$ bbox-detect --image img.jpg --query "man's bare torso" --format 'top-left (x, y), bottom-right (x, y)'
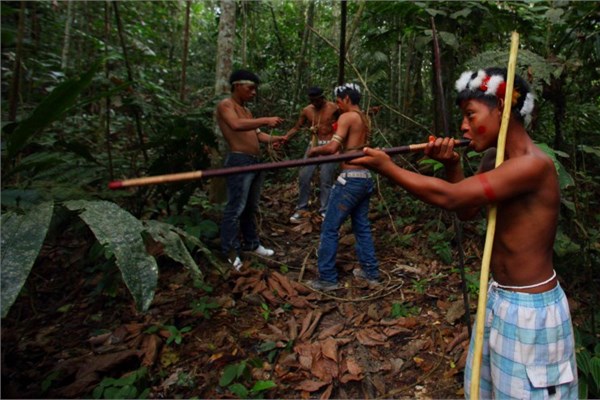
top-left (217, 98), bottom-right (261, 156)
top-left (303, 102), bottom-right (338, 140)
top-left (340, 110), bottom-right (370, 171)
top-left (488, 148), bottom-right (560, 292)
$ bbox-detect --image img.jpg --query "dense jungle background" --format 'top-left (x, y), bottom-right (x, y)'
top-left (1, 1), bottom-right (599, 398)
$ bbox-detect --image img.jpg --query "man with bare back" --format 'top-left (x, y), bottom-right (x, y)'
top-left (216, 69), bottom-right (286, 270)
top-left (304, 83), bottom-right (380, 292)
top-left (351, 68), bottom-right (577, 399)
top-left (281, 87), bottom-right (339, 222)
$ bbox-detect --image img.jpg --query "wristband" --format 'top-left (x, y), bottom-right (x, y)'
top-left (331, 134), bottom-right (344, 145)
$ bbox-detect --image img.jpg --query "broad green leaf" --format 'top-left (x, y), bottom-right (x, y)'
top-left (537, 142), bottom-right (574, 189)
top-left (545, 8), bottom-right (565, 24)
top-left (143, 220), bottom-right (203, 280)
top-left (1, 201), bottom-right (54, 318)
top-left (219, 364), bottom-right (239, 387)
top-left (438, 31), bottom-right (459, 50)
top-left (554, 231), bottom-right (580, 257)
top-left (6, 60), bottom-right (101, 158)
top-left (228, 383), bottom-right (248, 398)
top-left (579, 377), bottom-right (589, 400)
top-left (590, 357), bottom-right (600, 390)
top-left (64, 200), bottom-right (158, 312)
top-left (578, 145), bottom-right (600, 159)
top-left (0, 189), bottom-right (43, 208)
top-left (250, 380), bottom-right (276, 393)
top-left (577, 348), bottom-right (592, 375)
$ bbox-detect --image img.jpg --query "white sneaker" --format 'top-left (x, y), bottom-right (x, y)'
top-left (228, 256), bottom-right (242, 270)
top-left (289, 212), bottom-right (302, 224)
top-left (254, 245), bottom-right (274, 257)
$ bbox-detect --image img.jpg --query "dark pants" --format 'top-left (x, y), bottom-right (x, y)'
top-left (220, 152), bottom-right (264, 258)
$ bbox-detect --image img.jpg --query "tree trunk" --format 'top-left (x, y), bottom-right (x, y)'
top-left (338, 0), bottom-right (347, 85)
top-left (104, 1), bottom-right (114, 180)
top-left (241, 2), bottom-right (247, 66)
top-left (430, 17), bottom-right (449, 136)
top-left (113, 1), bottom-right (148, 164)
top-left (293, 0), bottom-right (315, 107)
top-left (180, 0), bottom-right (191, 101)
top-left (61, 0), bottom-right (73, 71)
top-left (8, 1), bottom-right (26, 122)
top-left (209, 0), bottom-right (236, 203)
top-left (344, 0), bottom-right (365, 56)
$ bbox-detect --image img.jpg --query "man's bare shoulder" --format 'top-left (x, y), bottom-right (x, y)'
top-left (302, 104), bottom-right (314, 114)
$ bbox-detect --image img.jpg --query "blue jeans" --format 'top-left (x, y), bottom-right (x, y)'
top-left (317, 172), bottom-right (379, 283)
top-left (296, 145), bottom-right (337, 214)
top-left (220, 152), bottom-right (264, 257)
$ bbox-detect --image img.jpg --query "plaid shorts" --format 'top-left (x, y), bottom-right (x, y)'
top-left (464, 281), bottom-right (578, 399)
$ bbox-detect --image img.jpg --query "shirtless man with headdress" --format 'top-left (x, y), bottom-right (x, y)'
top-left (304, 83), bottom-right (380, 291)
top-left (280, 87), bottom-right (339, 222)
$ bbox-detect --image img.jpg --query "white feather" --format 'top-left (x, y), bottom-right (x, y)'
top-left (455, 71), bottom-right (473, 92)
top-left (485, 75), bottom-right (504, 96)
top-left (520, 92), bottom-right (535, 117)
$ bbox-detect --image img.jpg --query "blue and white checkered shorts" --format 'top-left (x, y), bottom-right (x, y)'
top-left (464, 281), bottom-right (578, 399)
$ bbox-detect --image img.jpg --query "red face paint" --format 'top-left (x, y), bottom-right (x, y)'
top-left (477, 126), bottom-right (486, 135)
top-left (477, 173), bottom-right (496, 202)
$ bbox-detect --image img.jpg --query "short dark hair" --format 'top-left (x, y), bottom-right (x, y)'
top-left (229, 70), bottom-right (260, 91)
top-left (307, 87), bottom-right (324, 98)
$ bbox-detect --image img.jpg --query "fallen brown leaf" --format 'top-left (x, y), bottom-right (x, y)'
top-left (295, 380), bottom-right (329, 392)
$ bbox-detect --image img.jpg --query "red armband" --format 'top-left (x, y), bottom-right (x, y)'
top-left (477, 173), bottom-right (497, 202)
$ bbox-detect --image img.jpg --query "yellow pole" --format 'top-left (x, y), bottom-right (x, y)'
top-left (469, 31), bottom-right (520, 399)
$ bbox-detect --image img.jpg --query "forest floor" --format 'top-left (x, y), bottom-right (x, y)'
top-left (2, 180), bottom-right (499, 399)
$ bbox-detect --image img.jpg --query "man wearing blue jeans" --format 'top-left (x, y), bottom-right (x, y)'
top-left (216, 70), bottom-right (286, 269)
top-left (280, 87), bottom-right (339, 222)
top-left (305, 83), bottom-right (380, 291)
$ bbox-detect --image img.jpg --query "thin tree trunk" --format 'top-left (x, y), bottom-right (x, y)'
top-left (8, 1), bottom-right (26, 122)
top-left (344, 0), bottom-right (365, 56)
top-left (61, 0), bottom-right (73, 71)
top-left (104, 1), bottom-right (114, 180)
top-left (338, 0), bottom-right (347, 85)
top-left (113, 1), bottom-right (148, 164)
top-left (180, 0), bottom-right (191, 101)
top-left (210, 0), bottom-right (236, 203)
top-left (241, 2), bottom-right (247, 66)
top-left (293, 0), bottom-right (315, 107)
top-left (269, 4), bottom-right (288, 80)
top-left (430, 17), bottom-right (449, 136)
top-left (397, 30), bottom-right (403, 128)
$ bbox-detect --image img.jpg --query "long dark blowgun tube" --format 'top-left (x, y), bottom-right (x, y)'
top-left (108, 139), bottom-right (471, 189)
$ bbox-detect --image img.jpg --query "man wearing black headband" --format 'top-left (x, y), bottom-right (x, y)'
top-left (216, 69), bottom-right (286, 270)
top-left (280, 87), bottom-right (339, 222)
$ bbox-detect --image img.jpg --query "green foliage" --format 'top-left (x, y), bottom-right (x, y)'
top-left (164, 325), bottom-right (192, 345)
top-left (143, 220), bottom-right (204, 281)
top-left (191, 296), bottom-right (220, 319)
top-left (576, 325), bottom-right (600, 399)
top-left (219, 360), bottom-right (276, 399)
top-left (92, 367), bottom-right (150, 399)
top-left (1, 201), bottom-right (54, 317)
top-left (260, 303), bottom-right (271, 322)
top-left (0, 198), bottom-right (219, 318)
top-left (65, 200), bottom-right (158, 312)
top-left (4, 60), bottom-right (101, 159)
top-left (390, 302), bottom-right (420, 318)
top-left (427, 231), bottom-right (454, 264)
